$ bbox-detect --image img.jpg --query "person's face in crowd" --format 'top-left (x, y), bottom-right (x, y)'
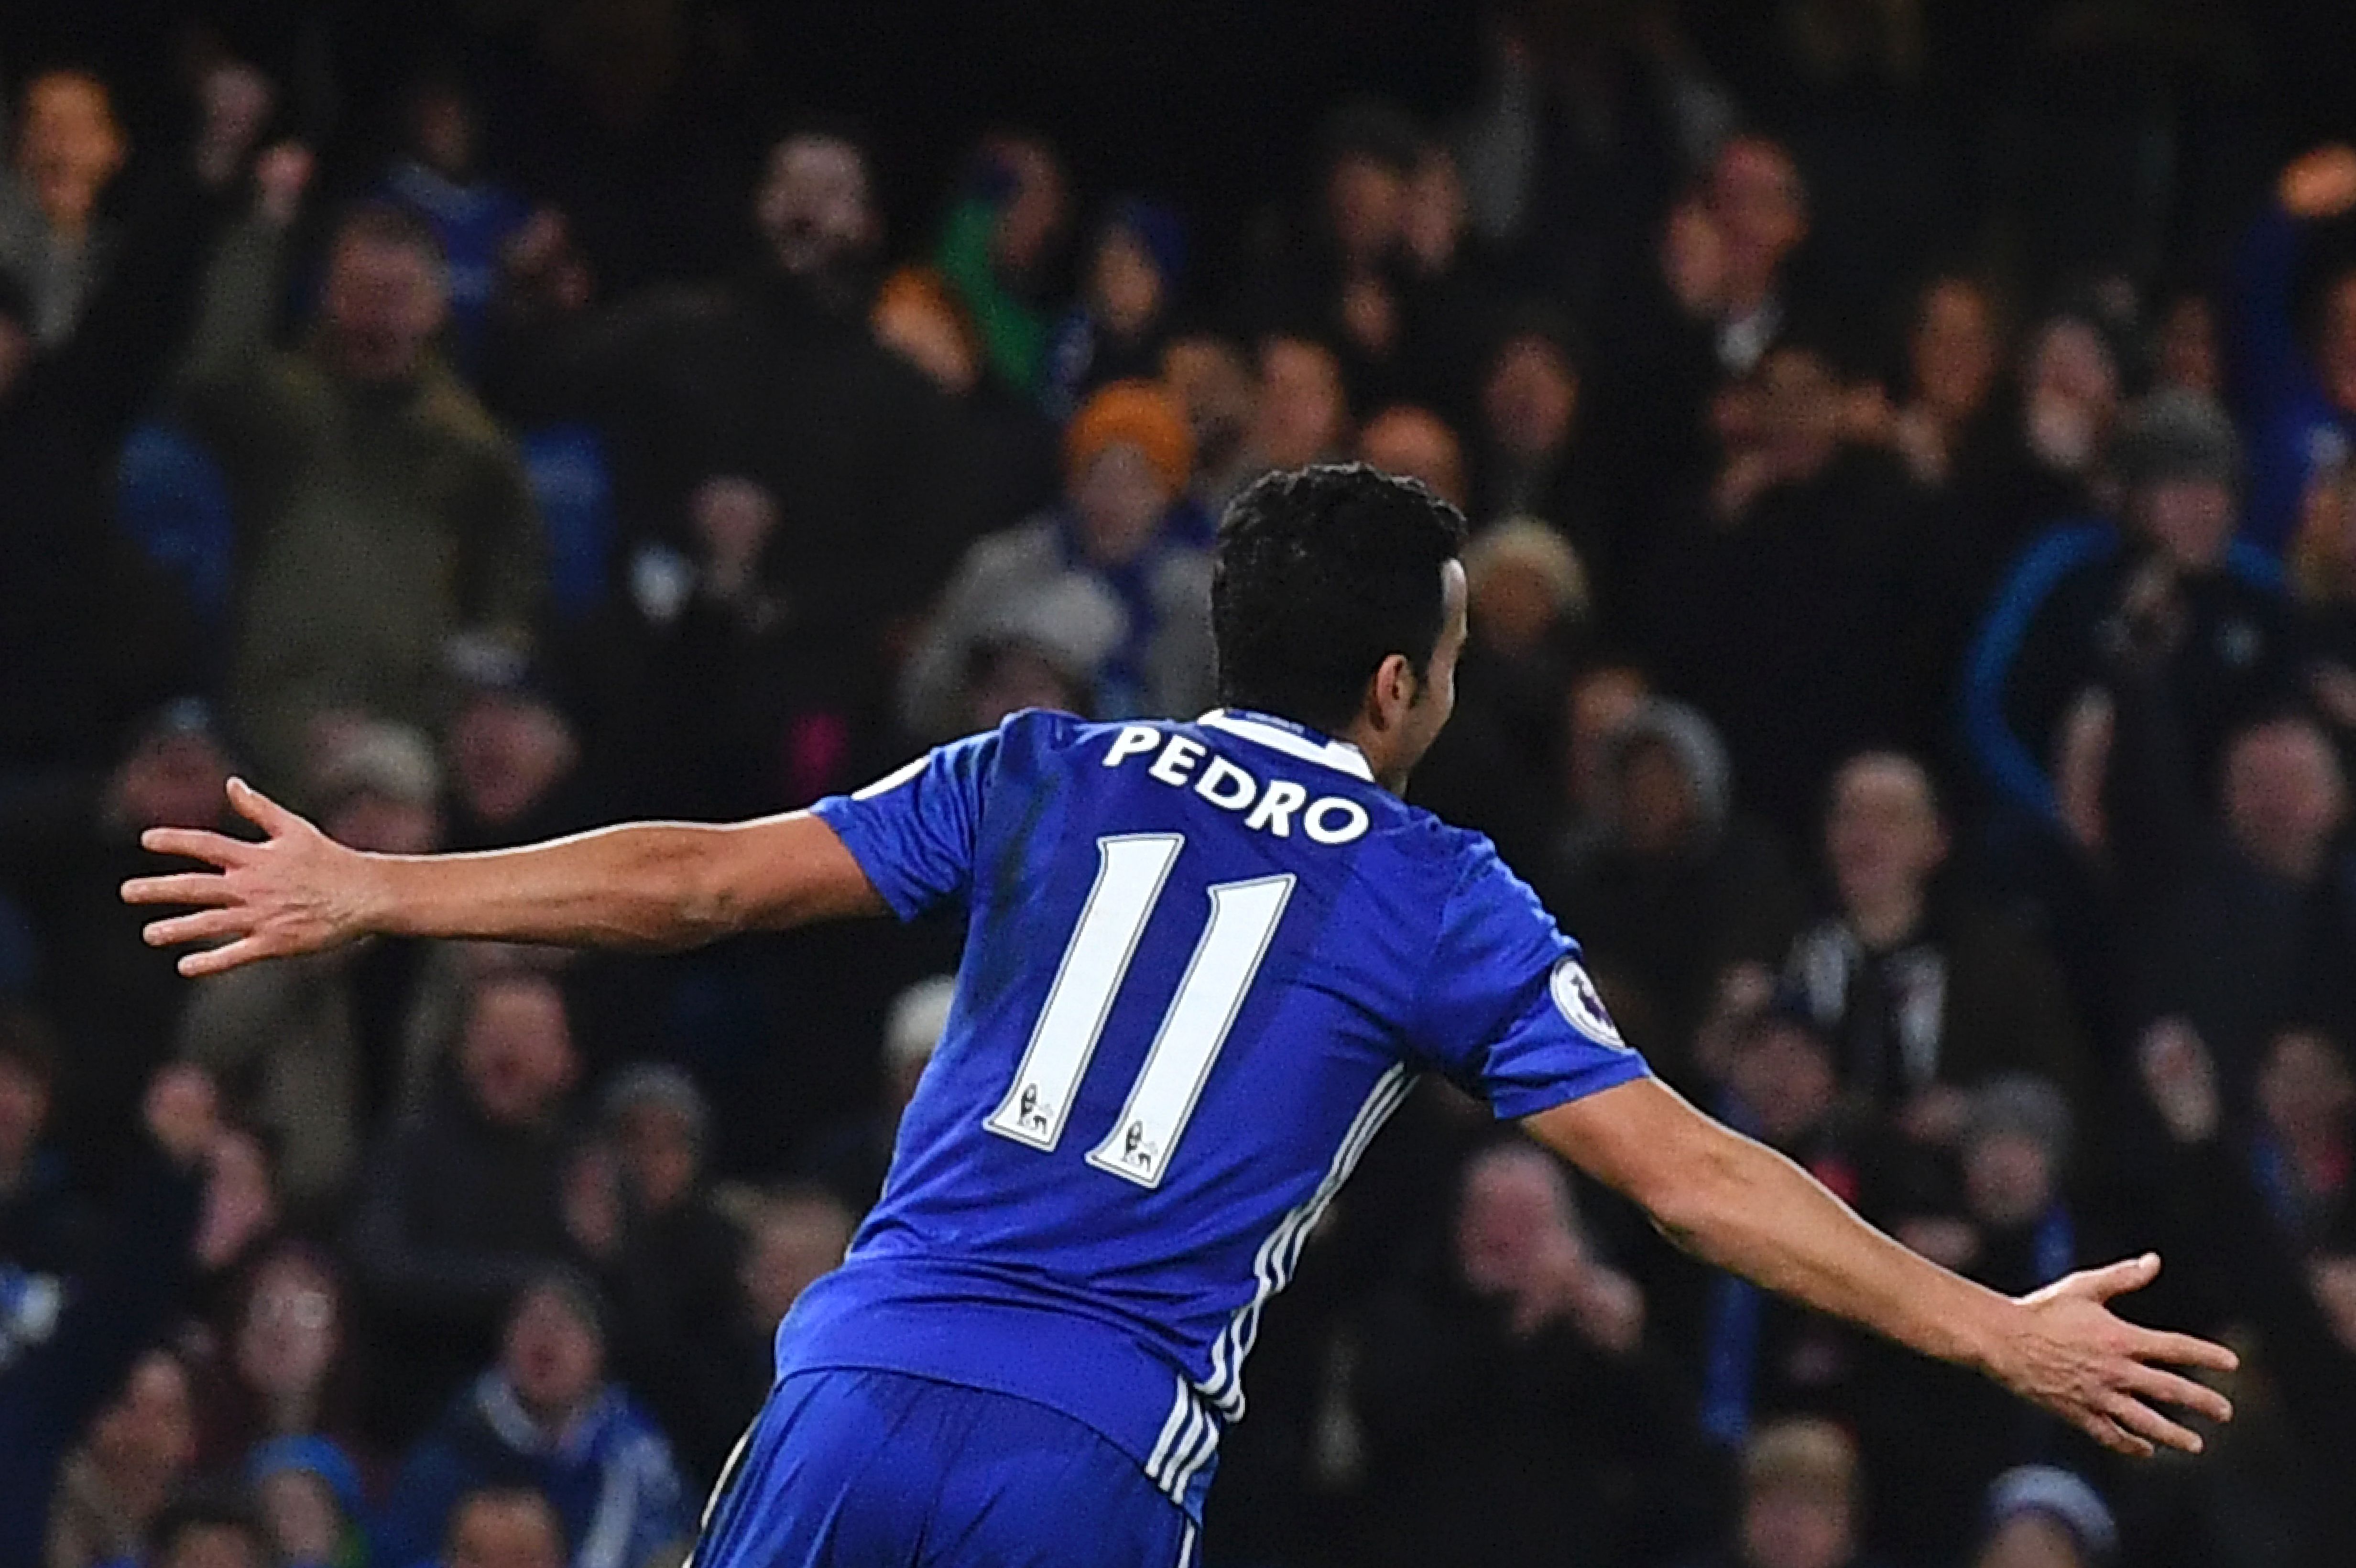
top-left (15, 72), bottom-right (125, 235)
top-left (258, 1470), bottom-right (344, 1568)
top-left (1964, 1129), bottom-right (2057, 1230)
top-left (1825, 755), bottom-right (1947, 921)
top-left (1911, 279), bottom-right (2002, 426)
top-left (236, 1250), bottom-right (341, 1405)
top-left (690, 476), bottom-right (780, 588)
top-left (2256, 1030), bottom-right (2354, 1149)
top-left (110, 728), bottom-right (231, 833)
top-left (458, 975), bottom-right (577, 1127)
top-left (756, 135), bottom-right (880, 282)
top-left (1325, 152), bottom-right (1407, 269)
top-left (196, 1127), bottom-right (279, 1272)
top-left (873, 282), bottom-right (979, 397)
top-left (447, 1494), bottom-right (566, 1568)
top-left (1482, 336), bottom-right (1579, 465)
top-left (2221, 719), bottom-right (2349, 881)
top-left (1729, 1023), bottom-right (1837, 1150)
top-left (504, 1285), bottom-right (604, 1422)
top-left (327, 788), bottom-right (441, 856)
top-left (1069, 442), bottom-right (1173, 566)
top-left (0, 1052), bottom-right (51, 1174)
top-left (409, 85), bottom-right (480, 178)
top-left (2022, 318), bottom-right (2119, 475)
top-left (1252, 337), bottom-right (1350, 468)
top-left (741, 1196), bottom-right (855, 1333)
top-left (161, 1524), bottom-right (267, 1568)
top-left (1974, 1515), bottom-right (2088, 1568)
top-left (2320, 273), bottom-right (2356, 419)
top-left (449, 692), bottom-right (578, 828)
top-left (966, 644), bottom-right (1088, 732)
top-left (2132, 477), bottom-right (2236, 571)
top-left (1563, 667), bottom-right (1649, 818)
top-left (91, 1350), bottom-right (196, 1485)
top-left (1161, 336), bottom-right (1257, 471)
top-left (2156, 294), bottom-right (2223, 398)
top-left (1402, 145), bottom-right (1468, 275)
top-left (1709, 137), bottom-right (1807, 298)
top-left (1455, 1146), bottom-right (1579, 1297)
top-left (1091, 227), bottom-right (1164, 341)
top-left (1662, 196), bottom-right (1729, 317)
top-left (1741, 1482), bottom-right (1854, 1568)
top-left (1756, 347), bottom-right (1846, 481)
top-left (1357, 406), bottom-right (1467, 508)
top-left (2310, 1255), bottom-right (2356, 1354)
top-left (986, 137), bottom-right (1069, 282)
top-left (323, 233), bottom-right (448, 384)
top-left (1469, 555), bottom-right (1564, 662)
top-left (1616, 738), bottom-right (1701, 857)
top-left (614, 1100), bottom-right (699, 1215)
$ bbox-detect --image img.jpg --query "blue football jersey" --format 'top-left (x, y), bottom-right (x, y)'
top-left (785, 708), bottom-right (1648, 1518)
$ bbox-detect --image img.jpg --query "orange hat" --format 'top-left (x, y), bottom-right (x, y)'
top-left (1064, 380), bottom-right (1194, 494)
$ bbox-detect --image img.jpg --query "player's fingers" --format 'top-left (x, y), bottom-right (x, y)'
top-left (120, 872), bottom-right (235, 908)
top-left (143, 909), bottom-right (253, 949)
top-left (2069, 1252), bottom-right (2161, 1303)
top-left (227, 777), bottom-right (302, 837)
top-left (140, 827), bottom-right (253, 868)
top-left (2101, 1390), bottom-right (2203, 1455)
top-left (2129, 1325), bottom-right (2240, 1375)
top-left (176, 936), bottom-right (272, 979)
top-left (2073, 1405), bottom-right (2153, 1459)
top-left (2118, 1361), bottom-right (2233, 1425)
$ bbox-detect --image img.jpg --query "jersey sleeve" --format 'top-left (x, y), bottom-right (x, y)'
top-left (810, 726), bottom-right (1002, 919)
top-left (1409, 841), bottom-right (1651, 1119)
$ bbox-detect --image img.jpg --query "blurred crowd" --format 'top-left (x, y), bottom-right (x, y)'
top-left (1, 2), bottom-right (2354, 1568)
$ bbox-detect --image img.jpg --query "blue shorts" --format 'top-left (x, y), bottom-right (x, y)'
top-left (691, 1369), bottom-right (1199, 1568)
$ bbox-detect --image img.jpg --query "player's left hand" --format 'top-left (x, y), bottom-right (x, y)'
top-left (122, 778), bottom-right (377, 977)
top-left (1985, 1253), bottom-right (2237, 1459)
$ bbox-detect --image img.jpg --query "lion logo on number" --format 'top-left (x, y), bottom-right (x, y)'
top-left (1550, 958), bottom-right (1627, 1049)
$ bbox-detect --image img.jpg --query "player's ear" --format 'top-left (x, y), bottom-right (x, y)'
top-left (1367, 651), bottom-right (1418, 732)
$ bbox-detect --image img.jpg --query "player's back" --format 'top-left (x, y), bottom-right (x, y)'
top-left (790, 708), bottom-right (1644, 1516)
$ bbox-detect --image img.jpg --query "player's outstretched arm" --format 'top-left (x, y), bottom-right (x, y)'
top-left (1524, 1076), bottom-right (2237, 1459)
top-left (123, 778), bottom-right (886, 977)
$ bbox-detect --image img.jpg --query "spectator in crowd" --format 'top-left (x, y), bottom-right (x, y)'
top-left (0, 69), bottom-right (129, 347)
top-left (900, 379), bottom-right (1212, 740)
top-left (2249, 1025), bottom-right (2354, 1250)
top-left (177, 190), bottom-right (545, 790)
top-left (192, 1122), bottom-right (284, 1323)
top-left (935, 133), bottom-right (1070, 398)
top-left (193, 1241), bottom-right (368, 1475)
top-left (1045, 198), bottom-right (1188, 422)
top-left (346, 968), bottom-right (582, 1442)
top-left (1644, 338), bottom-right (1945, 841)
top-left (1541, 698), bottom-right (1801, 1088)
top-left (441, 1487), bottom-right (567, 1568)
top-left (1783, 752), bottom-right (2090, 1128)
top-left (871, 267), bottom-right (1059, 543)
top-left (0, 704), bottom-right (233, 1180)
top-left (378, 67), bottom-right (533, 377)
top-left (1355, 404), bottom-right (1468, 510)
top-left (806, 974), bottom-right (954, 1218)
top-left (1243, 332), bottom-right (1354, 476)
top-left (376, 1269), bottom-right (690, 1568)
top-left (716, 1185), bottom-right (856, 1448)
top-left (1966, 388), bottom-right (2299, 837)
top-left (1469, 305), bottom-right (1612, 599)
top-left (1698, 135), bottom-right (1814, 381)
top-left (1883, 275), bottom-right (2009, 492)
top-left (1556, 660), bottom-right (1653, 848)
top-left (247, 1436), bottom-right (368, 1568)
top-left (46, 1345), bottom-right (199, 1568)
top-left (2230, 143), bottom-right (2356, 555)
top-left (442, 653), bottom-right (600, 850)
top-left (2151, 286), bottom-right (2225, 402)
top-left (564, 1066), bottom-right (744, 1487)
top-left (1682, 1417), bottom-right (1889, 1568)
top-left (1353, 1140), bottom-right (1700, 1568)
top-left (0, 1067), bottom-right (217, 1568)
top-left (1971, 1467), bottom-right (2118, 1568)
top-left (1160, 330), bottom-right (1261, 516)
top-left (179, 721), bottom-right (469, 1213)
top-left (1392, 140), bottom-right (1510, 429)
top-left (142, 1489), bottom-right (273, 1568)
top-left (0, 1011), bottom-right (87, 1276)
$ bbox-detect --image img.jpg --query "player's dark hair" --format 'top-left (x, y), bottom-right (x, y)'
top-left (1212, 463), bottom-right (1467, 736)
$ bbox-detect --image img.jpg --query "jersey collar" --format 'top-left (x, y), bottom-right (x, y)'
top-left (1196, 709), bottom-right (1375, 783)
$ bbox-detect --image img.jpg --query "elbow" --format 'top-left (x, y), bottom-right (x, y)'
top-left (1634, 1127), bottom-right (1756, 1257)
top-left (667, 828), bottom-right (759, 947)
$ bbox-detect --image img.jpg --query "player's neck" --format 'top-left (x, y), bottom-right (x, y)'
top-left (1338, 718), bottom-right (1413, 798)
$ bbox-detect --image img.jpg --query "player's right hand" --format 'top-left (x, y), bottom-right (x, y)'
top-left (122, 778), bottom-right (374, 978)
top-left (1986, 1253), bottom-right (2237, 1459)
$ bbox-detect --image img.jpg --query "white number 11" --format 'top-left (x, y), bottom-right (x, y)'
top-left (984, 835), bottom-right (1294, 1188)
